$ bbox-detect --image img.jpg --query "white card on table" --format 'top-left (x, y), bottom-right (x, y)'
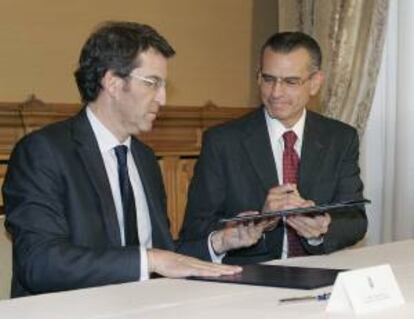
top-left (326, 264), bottom-right (404, 315)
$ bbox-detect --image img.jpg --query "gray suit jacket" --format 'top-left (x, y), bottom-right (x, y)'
top-left (180, 107), bottom-right (367, 264)
top-left (3, 110), bottom-right (208, 297)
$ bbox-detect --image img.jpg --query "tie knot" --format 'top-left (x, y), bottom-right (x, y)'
top-left (283, 131), bottom-right (297, 149)
top-left (114, 145), bottom-right (128, 167)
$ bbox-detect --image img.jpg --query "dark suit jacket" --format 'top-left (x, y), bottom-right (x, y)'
top-left (180, 107), bottom-right (367, 264)
top-left (3, 110), bottom-right (209, 298)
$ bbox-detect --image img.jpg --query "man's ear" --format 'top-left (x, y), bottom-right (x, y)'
top-left (310, 70), bottom-right (325, 96)
top-left (101, 70), bottom-right (123, 99)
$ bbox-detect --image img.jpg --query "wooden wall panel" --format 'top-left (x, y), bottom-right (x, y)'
top-left (0, 96), bottom-right (252, 237)
top-left (174, 158), bottom-right (197, 238)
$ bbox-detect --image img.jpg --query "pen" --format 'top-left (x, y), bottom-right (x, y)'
top-left (278, 292), bottom-right (331, 305)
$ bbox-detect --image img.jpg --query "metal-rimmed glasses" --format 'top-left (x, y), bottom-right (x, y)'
top-left (128, 74), bottom-right (166, 90)
top-left (259, 71), bottom-right (316, 89)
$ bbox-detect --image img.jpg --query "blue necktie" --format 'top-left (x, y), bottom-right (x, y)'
top-left (114, 145), bottom-right (139, 246)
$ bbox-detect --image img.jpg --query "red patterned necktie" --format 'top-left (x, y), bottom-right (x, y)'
top-left (282, 131), bottom-right (306, 257)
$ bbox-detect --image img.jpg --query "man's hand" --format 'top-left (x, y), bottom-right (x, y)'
top-left (261, 184), bottom-right (314, 232)
top-left (147, 249), bottom-right (242, 278)
top-left (210, 211), bottom-right (275, 255)
top-left (286, 213), bottom-right (331, 239)
top-left (208, 184), bottom-right (328, 254)
top-left (262, 184), bottom-right (314, 212)
top-left (262, 183), bottom-right (331, 239)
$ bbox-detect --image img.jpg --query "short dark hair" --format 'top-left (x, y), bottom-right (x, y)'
top-left (74, 21), bottom-right (175, 103)
top-left (260, 32), bottom-right (322, 71)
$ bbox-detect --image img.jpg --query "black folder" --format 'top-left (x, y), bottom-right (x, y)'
top-left (219, 199), bottom-right (371, 223)
top-left (189, 264), bottom-right (344, 290)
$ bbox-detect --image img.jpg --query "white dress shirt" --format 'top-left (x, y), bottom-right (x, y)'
top-left (87, 107), bottom-right (152, 280)
top-left (264, 108), bottom-right (323, 258)
top-left (264, 108), bottom-right (307, 259)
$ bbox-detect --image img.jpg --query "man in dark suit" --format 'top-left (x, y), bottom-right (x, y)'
top-left (180, 32), bottom-right (368, 264)
top-left (2, 21), bottom-right (247, 298)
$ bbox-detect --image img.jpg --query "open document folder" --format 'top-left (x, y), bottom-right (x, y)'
top-left (219, 199), bottom-right (371, 223)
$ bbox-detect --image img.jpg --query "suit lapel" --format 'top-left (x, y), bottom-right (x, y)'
top-left (130, 140), bottom-right (172, 248)
top-left (72, 110), bottom-right (122, 246)
top-left (299, 112), bottom-right (326, 197)
top-left (242, 108), bottom-right (279, 192)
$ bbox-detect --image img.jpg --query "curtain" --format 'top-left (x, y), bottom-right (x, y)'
top-left (278, 0), bottom-right (393, 246)
top-left (278, 0), bottom-right (389, 135)
top-left (362, 0), bottom-right (414, 245)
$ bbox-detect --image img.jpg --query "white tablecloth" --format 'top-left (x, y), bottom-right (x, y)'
top-left (1, 240), bottom-right (413, 319)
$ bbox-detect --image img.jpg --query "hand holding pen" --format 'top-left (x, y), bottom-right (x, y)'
top-left (262, 183), bottom-right (314, 231)
top-left (263, 184), bottom-right (314, 213)
top-left (262, 184), bottom-right (331, 239)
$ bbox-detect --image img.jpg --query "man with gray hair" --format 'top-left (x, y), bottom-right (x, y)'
top-left (181, 31), bottom-right (367, 264)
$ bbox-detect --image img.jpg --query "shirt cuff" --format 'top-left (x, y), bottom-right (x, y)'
top-left (208, 232), bottom-right (226, 263)
top-left (139, 246), bottom-right (150, 281)
top-left (307, 236), bottom-right (324, 246)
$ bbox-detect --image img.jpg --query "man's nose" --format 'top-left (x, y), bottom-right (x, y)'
top-left (154, 86), bottom-right (166, 106)
top-left (270, 79), bottom-right (285, 97)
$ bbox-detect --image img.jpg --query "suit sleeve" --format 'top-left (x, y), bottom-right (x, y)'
top-left (304, 128), bottom-right (368, 254)
top-left (3, 135), bottom-right (140, 295)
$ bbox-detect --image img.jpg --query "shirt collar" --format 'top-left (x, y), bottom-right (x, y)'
top-left (264, 107), bottom-right (307, 143)
top-left (86, 106), bottom-right (131, 153)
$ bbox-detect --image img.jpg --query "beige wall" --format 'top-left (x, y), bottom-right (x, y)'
top-left (250, 0), bottom-right (278, 106)
top-left (0, 0), bottom-right (277, 107)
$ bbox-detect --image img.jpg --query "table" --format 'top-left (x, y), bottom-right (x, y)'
top-left (0, 240), bottom-right (413, 318)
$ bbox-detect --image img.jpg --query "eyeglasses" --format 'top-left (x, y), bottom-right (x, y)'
top-left (128, 74), bottom-right (166, 90)
top-left (259, 72), bottom-right (316, 89)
